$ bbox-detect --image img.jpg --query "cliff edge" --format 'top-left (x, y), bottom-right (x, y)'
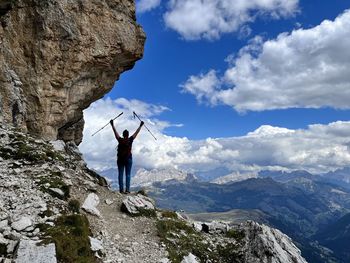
top-left (0, 0), bottom-right (145, 144)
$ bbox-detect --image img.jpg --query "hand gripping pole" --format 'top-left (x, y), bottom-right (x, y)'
top-left (91, 112), bottom-right (123, 137)
top-left (133, 111), bottom-right (157, 141)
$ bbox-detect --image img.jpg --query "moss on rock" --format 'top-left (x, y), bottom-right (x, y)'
top-left (160, 210), bottom-right (178, 219)
top-left (41, 214), bottom-right (96, 263)
top-left (157, 218), bottom-right (244, 263)
top-left (68, 199), bottom-right (81, 213)
top-left (38, 172), bottom-right (70, 200)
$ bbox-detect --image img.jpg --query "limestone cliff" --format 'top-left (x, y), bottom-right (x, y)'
top-left (0, 0), bottom-right (145, 144)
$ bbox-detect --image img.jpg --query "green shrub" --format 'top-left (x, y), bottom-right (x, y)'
top-left (0, 243), bottom-right (7, 256)
top-left (137, 188), bottom-right (148, 196)
top-left (38, 173), bottom-right (70, 200)
top-left (226, 229), bottom-right (245, 241)
top-left (41, 214), bottom-right (95, 263)
top-left (39, 209), bottom-right (54, 218)
top-left (161, 210), bottom-right (178, 219)
top-left (68, 199), bottom-right (81, 213)
top-left (157, 219), bottom-right (244, 263)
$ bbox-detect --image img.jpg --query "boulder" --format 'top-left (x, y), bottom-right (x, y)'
top-left (181, 253), bottom-right (199, 263)
top-left (49, 188), bottom-right (65, 198)
top-left (201, 221), bottom-right (229, 234)
top-left (11, 217), bottom-right (32, 232)
top-left (15, 240), bottom-right (56, 263)
top-left (89, 237), bottom-right (103, 252)
top-left (121, 194), bottom-right (155, 216)
top-left (82, 193), bottom-right (101, 217)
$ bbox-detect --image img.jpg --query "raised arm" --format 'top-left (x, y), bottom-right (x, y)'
top-left (110, 120), bottom-right (121, 140)
top-left (132, 121), bottom-right (144, 139)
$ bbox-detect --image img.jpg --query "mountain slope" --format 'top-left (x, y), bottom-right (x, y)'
top-left (314, 213), bottom-right (350, 261)
top-left (146, 175), bottom-right (350, 263)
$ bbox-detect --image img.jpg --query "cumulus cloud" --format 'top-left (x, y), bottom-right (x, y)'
top-left (164, 0), bottom-right (299, 40)
top-left (80, 98), bottom-right (350, 175)
top-left (182, 10), bottom-right (350, 111)
top-left (137, 0), bottom-right (162, 13)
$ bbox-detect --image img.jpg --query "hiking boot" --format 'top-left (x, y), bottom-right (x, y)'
top-left (125, 191), bottom-right (130, 194)
top-left (119, 190), bottom-right (125, 194)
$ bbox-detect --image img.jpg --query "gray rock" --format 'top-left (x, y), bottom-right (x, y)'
top-left (0, 235), bottom-right (9, 245)
top-left (84, 181), bottom-right (97, 192)
top-left (89, 237), bottom-right (103, 251)
top-left (192, 222), bottom-right (202, 232)
top-left (7, 231), bottom-right (22, 241)
top-left (0, 220), bottom-right (9, 231)
top-left (49, 188), bottom-right (65, 198)
top-left (201, 221), bottom-right (228, 234)
top-left (121, 194), bottom-right (155, 216)
top-left (105, 199), bottom-right (114, 205)
top-left (15, 240), bottom-right (57, 263)
top-left (11, 217), bottom-right (32, 232)
top-left (82, 193), bottom-right (101, 217)
top-left (49, 140), bottom-right (66, 152)
top-left (181, 253), bottom-right (199, 263)
top-left (241, 221), bottom-right (307, 263)
top-left (7, 240), bottom-right (18, 254)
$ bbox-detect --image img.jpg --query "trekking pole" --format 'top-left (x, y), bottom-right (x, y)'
top-left (133, 111), bottom-right (157, 141)
top-left (91, 112), bottom-right (123, 136)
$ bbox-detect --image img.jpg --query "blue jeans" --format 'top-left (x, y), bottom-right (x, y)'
top-left (117, 157), bottom-right (132, 192)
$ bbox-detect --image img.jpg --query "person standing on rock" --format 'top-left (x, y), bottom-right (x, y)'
top-left (110, 119), bottom-right (144, 194)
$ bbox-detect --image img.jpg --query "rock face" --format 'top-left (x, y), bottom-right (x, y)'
top-left (15, 240), bottom-right (57, 263)
top-left (0, 0), bottom-right (145, 144)
top-left (242, 221), bottom-right (307, 263)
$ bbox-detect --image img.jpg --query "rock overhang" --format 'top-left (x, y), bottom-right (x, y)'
top-left (0, 0), bottom-right (145, 144)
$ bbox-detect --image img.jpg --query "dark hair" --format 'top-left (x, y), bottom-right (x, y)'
top-left (123, 130), bottom-right (129, 138)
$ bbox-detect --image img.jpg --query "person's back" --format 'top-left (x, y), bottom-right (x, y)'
top-left (117, 137), bottom-right (134, 164)
top-left (110, 120), bottom-right (144, 193)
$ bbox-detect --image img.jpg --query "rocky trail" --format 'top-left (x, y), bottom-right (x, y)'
top-left (82, 188), bottom-right (168, 263)
top-left (0, 124), bottom-right (169, 263)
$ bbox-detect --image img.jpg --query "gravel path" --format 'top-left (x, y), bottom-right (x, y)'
top-left (81, 187), bottom-right (168, 263)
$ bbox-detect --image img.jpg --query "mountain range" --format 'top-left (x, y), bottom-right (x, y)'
top-left (130, 167), bottom-right (350, 263)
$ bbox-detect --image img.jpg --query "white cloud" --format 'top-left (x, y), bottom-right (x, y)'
top-left (164, 0), bottom-right (299, 40)
top-left (80, 98), bottom-right (350, 175)
top-left (137, 0), bottom-right (162, 13)
top-left (182, 10), bottom-right (350, 111)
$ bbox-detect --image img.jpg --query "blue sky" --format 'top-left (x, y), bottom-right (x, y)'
top-left (109, 0), bottom-right (350, 139)
top-left (80, 0), bottom-right (350, 175)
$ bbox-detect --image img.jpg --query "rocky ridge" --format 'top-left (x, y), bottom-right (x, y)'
top-left (0, 0), bottom-right (145, 144)
top-left (0, 125), bottom-right (308, 262)
top-left (0, 124), bottom-right (166, 262)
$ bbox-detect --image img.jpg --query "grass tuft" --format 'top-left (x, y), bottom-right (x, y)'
top-left (40, 214), bottom-right (95, 263)
top-left (0, 243), bottom-right (7, 256)
top-left (68, 199), bottom-right (81, 213)
top-left (37, 172), bottom-right (70, 200)
top-left (157, 219), bottom-right (244, 263)
top-left (226, 229), bottom-right (245, 241)
top-left (161, 210), bottom-right (178, 219)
